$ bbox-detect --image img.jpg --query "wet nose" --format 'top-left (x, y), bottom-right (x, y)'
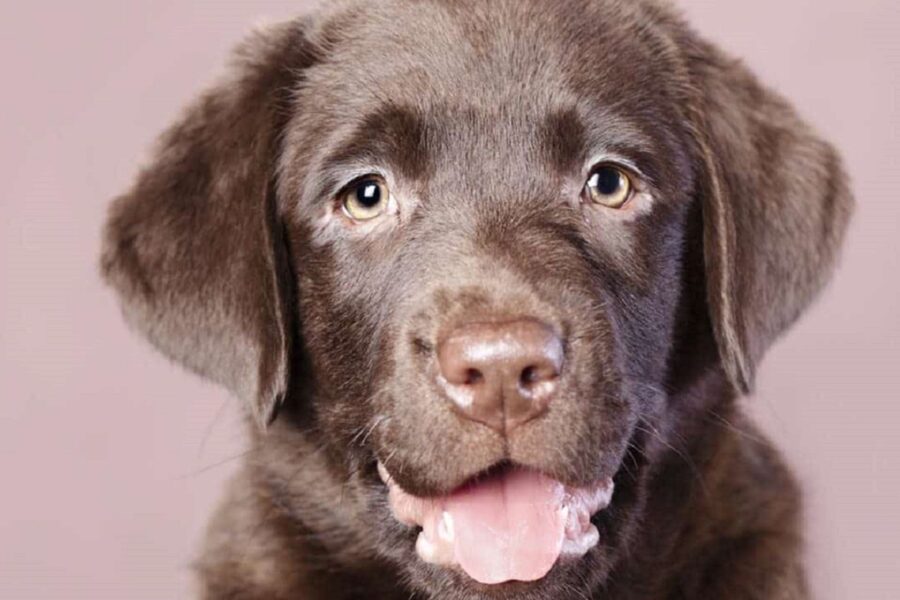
top-left (436, 319), bottom-right (564, 434)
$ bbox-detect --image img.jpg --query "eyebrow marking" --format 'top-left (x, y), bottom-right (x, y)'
top-left (541, 107), bottom-right (587, 174)
top-left (541, 105), bottom-right (663, 187)
top-left (322, 104), bottom-right (431, 184)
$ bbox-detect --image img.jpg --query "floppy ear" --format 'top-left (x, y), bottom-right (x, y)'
top-left (100, 20), bottom-right (317, 428)
top-left (684, 37), bottom-right (854, 393)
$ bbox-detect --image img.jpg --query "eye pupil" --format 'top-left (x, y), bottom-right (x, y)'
top-left (593, 168), bottom-right (622, 195)
top-left (356, 182), bottom-right (382, 208)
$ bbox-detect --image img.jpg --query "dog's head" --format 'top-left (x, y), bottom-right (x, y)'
top-left (101, 0), bottom-right (852, 597)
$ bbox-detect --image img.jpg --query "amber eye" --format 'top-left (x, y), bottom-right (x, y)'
top-left (584, 165), bottom-right (633, 208)
top-left (341, 176), bottom-right (390, 221)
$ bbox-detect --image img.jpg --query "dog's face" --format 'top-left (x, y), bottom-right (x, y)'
top-left (101, 0), bottom-right (852, 598)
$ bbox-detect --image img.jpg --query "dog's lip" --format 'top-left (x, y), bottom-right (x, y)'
top-left (377, 461), bottom-right (615, 585)
top-left (377, 459), bottom-right (603, 497)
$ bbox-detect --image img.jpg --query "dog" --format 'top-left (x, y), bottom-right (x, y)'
top-left (100, 0), bottom-right (853, 598)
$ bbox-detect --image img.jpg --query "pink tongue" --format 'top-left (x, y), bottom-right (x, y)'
top-left (445, 469), bottom-right (566, 585)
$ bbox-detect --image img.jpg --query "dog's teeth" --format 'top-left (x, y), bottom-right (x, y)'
top-left (561, 523), bottom-right (600, 557)
top-left (438, 511), bottom-right (454, 542)
top-left (416, 531), bottom-right (437, 563)
top-left (417, 528), bottom-right (455, 565)
top-left (578, 508), bottom-right (591, 530)
top-left (566, 506), bottom-right (588, 537)
top-left (594, 479), bottom-right (615, 512)
top-left (377, 462), bottom-right (391, 484)
top-left (561, 505), bottom-right (579, 538)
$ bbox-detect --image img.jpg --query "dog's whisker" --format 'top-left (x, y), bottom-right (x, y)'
top-left (634, 421), bottom-right (710, 498)
top-left (704, 409), bottom-right (768, 446)
top-left (196, 397), bottom-right (232, 460)
top-left (182, 447), bottom-right (259, 479)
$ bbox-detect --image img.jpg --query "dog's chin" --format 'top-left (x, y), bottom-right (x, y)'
top-left (377, 461), bottom-right (616, 590)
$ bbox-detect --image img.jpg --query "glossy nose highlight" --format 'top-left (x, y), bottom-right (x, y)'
top-left (436, 319), bottom-right (564, 434)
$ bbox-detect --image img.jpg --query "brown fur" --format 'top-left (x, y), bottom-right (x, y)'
top-left (100, 1), bottom-right (853, 598)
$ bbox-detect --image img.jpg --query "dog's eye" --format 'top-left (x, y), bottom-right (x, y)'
top-left (584, 165), bottom-right (633, 209)
top-left (341, 176), bottom-right (390, 221)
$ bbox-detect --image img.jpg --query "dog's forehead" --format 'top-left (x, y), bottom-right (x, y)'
top-left (311, 2), bottom-right (560, 105)
top-left (308, 0), bottom-right (675, 109)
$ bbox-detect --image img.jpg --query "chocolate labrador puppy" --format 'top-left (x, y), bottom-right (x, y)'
top-left (100, 0), bottom-right (853, 598)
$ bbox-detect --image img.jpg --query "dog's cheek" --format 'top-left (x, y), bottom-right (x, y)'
top-left (600, 204), bottom-right (690, 378)
top-left (555, 204), bottom-right (691, 489)
top-left (285, 235), bottom-right (385, 462)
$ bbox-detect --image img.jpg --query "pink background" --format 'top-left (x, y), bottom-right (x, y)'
top-left (1, 1), bottom-right (897, 598)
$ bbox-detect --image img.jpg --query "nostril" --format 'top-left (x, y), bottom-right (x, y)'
top-left (464, 368), bottom-right (484, 386)
top-left (520, 365), bottom-right (539, 387)
top-left (518, 364), bottom-right (559, 391)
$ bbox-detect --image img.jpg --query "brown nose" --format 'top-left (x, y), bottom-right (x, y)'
top-left (436, 319), bottom-right (564, 434)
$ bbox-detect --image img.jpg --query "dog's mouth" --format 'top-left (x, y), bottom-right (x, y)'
top-left (378, 461), bottom-right (615, 585)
